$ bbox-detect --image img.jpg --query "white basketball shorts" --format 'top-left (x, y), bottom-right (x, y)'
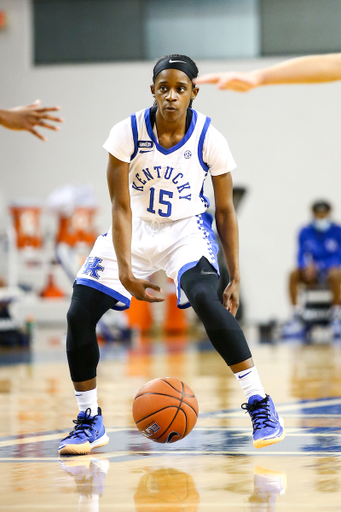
top-left (76, 212), bottom-right (219, 310)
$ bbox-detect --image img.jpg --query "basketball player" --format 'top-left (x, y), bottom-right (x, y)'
top-left (195, 53), bottom-right (341, 91)
top-left (59, 55), bottom-right (285, 455)
top-left (0, 99), bottom-right (63, 140)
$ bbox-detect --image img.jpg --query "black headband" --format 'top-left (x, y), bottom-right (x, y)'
top-left (153, 57), bottom-right (198, 82)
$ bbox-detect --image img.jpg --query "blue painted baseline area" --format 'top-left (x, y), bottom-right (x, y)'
top-left (0, 397), bottom-right (340, 461)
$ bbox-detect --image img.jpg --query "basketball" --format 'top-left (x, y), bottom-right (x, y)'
top-left (132, 377), bottom-right (199, 444)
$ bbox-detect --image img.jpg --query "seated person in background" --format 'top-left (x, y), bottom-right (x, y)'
top-left (288, 200), bottom-right (341, 335)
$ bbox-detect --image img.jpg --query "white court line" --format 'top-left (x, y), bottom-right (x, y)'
top-left (0, 427), bottom-right (128, 448)
top-left (1, 450), bottom-right (341, 461)
top-left (277, 398), bottom-right (341, 411)
top-left (1, 505), bottom-right (340, 510)
top-left (204, 398), bottom-right (341, 418)
top-left (230, 431), bottom-right (341, 437)
top-left (213, 413), bottom-right (341, 418)
top-left (0, 426), bottom-right (339, 448)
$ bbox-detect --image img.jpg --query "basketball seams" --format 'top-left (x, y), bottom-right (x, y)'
top-left (136, 405), bottom-right (181, 424)
top-left (154, 380), bottom-right (185, 441)
top-left (181, 407), bottom-right (188, 437)
top-left (133, 377), bottom-right (198, 442)
top-left (181, 400), bottom-right (198, 418)
top-left (135, 391), bottom-right (181, 400)
top-left (159, 378), bottom-right (195, 397)
top-left (134, 392), bottom-right (198, 417)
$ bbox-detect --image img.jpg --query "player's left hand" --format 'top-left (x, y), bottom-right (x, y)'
top-left (222, 279), bottom-right (240, 316)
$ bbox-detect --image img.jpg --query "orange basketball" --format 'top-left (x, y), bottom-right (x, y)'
top-left (132, 377), bottom-right (199, 444)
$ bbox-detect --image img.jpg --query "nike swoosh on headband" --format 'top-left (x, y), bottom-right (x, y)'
top-left (169, 59), bottom-right (186, 63)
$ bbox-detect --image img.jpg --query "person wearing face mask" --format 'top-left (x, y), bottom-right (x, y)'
top-left (287, 200), bottom-right (341, 337)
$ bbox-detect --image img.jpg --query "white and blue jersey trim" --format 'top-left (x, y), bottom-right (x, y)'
top-left (130, 114), bottom-right (138, 161)
top-left (198, 117), bottom-right (211, 209)
top-left (177, 261), bottom-right (200, 309)
top-left (196, 212), bottom-right (220, 270)
top-left (176, 211), bottom-right (220, 309)
top-left (144, 108), bottom-right (198, 155)
top-left (198, 116), bottom-right (211, 172)
top-left (76, 278), bottom-right (131, 311)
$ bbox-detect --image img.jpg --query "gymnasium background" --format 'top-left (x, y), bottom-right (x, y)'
top-left (1, 0), bottom-right (341, 323)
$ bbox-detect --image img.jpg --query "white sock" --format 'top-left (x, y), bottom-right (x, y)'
top-left (332, 305), bottom-right (341, 320)
top-left (234, 366), bottom-right (266, 401)
top-left (292, 304), bottom-right (302, 317)
top-left (78, 493), bottom-right (99, 512)
top-left (75, 388), bottom-right (98, 417)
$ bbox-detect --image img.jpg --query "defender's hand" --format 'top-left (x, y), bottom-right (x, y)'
top-left (1, 100), bottom-right (64, 140)
top-left (121, 276), bottom-right (164, 303)
top-left (222, 280), bottom-right (240, 317)
top-left (195, 71), bottom-right (260, 92)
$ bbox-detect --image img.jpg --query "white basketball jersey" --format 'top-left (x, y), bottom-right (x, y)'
top-left (128, 108), bottom-right (211, 222)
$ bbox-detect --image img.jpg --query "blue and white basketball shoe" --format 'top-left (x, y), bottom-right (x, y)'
top-left (242, 395), bottom-right (285, 449)
top-left (59, 407), bottom-right (109, 455)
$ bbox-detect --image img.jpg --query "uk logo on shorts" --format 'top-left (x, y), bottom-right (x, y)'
top-left (184, 150), bottom-right (192, 159)
top-left (82, 257), bottom-right (104, 280)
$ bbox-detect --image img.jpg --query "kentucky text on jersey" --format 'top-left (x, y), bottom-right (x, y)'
top-left (103, 107), bottom-right (236, 222)
top-left (132, 165), bottom-right (192, 201)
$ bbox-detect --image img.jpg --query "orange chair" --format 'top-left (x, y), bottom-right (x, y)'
top-left (9, 206), bottom-right (42, 249)
top-left (56, 207), bottom-right (97, 247)
top-left (126, 297), bottom-right (153, 334)
top-left (40, 273), bottom-right (65, 298)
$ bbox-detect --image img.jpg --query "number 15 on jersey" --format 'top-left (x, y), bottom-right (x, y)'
top-left (147, 187), bottom-right (173, 218)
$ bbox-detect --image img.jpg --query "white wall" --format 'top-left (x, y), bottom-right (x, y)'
top-left (2, 0), bottom-right (341, 321)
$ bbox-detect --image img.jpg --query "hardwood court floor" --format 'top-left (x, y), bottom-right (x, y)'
top-left (0, 328), bottom-right (340, 510)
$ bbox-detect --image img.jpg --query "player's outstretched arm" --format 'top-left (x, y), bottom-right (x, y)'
top-left (212, 172), bottom-right (240, 316)
top-left (195, 53), bottom-right (341, 91)
top-left (195, 70), bottom-right (261, 92)
top-left (106, 154), bottom-right (164, 303)
top-left (0, 100), bottom-right (63, 140)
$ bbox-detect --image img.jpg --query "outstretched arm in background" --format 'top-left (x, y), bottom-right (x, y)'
top-left (0, 99), bottom-right (63, 140)
top-left (195, 53), bottom-right (341, 91)
top-left (106, 153), bottom-right (164, 303)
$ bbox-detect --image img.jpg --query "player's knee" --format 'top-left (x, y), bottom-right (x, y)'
top-left (189, 284), bottom-right (209, 307)
top-left (186, 282), bottom-right (216, 314)
top-left (67, 299), bottom-right (92, 330)
top-left (66, 301), bottom-right (78, 330)
top-left (290, 268), bottom-right (302, 283)
top-left (66, 298), bottom-right (97, 352)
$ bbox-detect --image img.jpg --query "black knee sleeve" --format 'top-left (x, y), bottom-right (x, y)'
top-left (66, 284), bottom-right (117, 382)
top-left (181, 257), bottom-right (252, 366)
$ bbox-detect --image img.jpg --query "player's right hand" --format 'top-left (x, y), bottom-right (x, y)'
top-left (194, 71), bottom-right (260, 92)
top-left (121, 276), bottom-right (164, 303)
